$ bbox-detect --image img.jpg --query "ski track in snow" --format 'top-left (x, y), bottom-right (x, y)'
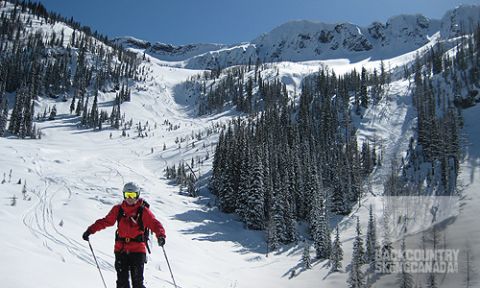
top-left (25, 180), bottom-right (90, 264)
top-left (21, 156), bottom-right (115, 270)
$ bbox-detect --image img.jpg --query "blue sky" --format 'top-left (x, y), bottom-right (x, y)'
top-left (35, 0), bottom-right (478, 45)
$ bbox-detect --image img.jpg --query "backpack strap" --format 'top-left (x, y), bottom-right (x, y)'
top-left (115, 201), bottom-right (151, 241)
top-left (116, 200), bottom-right (149, 229)
top-left (116, 205), bottom-right (125, 224)
top-left (139, 200), bottom-right (152, 255)
top-left (137, 205), bottom-right (145, 231)
top-left (137, 200), bottom-right (150, 232)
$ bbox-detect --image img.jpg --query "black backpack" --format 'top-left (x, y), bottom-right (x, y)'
top-left (116, 200), bottom-right (152, 254)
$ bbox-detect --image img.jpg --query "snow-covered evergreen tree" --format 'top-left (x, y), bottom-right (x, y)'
top-left (348, 217), bottom-right (366, 288)
top-left (361, 142), bottom-right (372, 175)
top-left (366, 204), bottom-right (378, 271)
top-left (235, 134), bottom-right (250, 223)
top-left (359, 66), bottom-right (369, 109)
top-left (0, 96), bottom-right (8, 136)
top-left (309, 166), bottom-right (330, 259)
top-left (267, 214), bottom-right (279, 252)
top-left (330, 226), bottom-right (343, 272)
top-left (90, 92), bottom-right (99, 129)
top-left (356, 217), bottom-right (365, 265)
top-left (271, 170), bottom-right (288, 243)
top-left (244, 148), bottom-right (265, 230)
top-left (302, 242), bottom-right (312, 269)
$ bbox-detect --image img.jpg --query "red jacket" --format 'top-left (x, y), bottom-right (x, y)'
top-left (87, 199), bottom-right (166, 253)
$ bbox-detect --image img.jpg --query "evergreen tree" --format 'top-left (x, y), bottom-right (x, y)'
top-left (348, 217), bottom-right (366, 288)
top-left (244, 148), bottom-right (265, 230)
top-left (8, 85), bottom-right (25, 134)
top-left (361, 142), bottom-right (373, 175)
top-left (48, 105), bottom-right (57, 120)
top-left (380, 60), bottom-right (388, 86)
top-left (26, 99), bottom-right (34, 137)
top-left (70, 94), bottom-right (75, 114)
top-left (302, 242), bottom-right (312, 269)
top-left (0, 96), bottom-right (8, 136)
top-left (397, 238), bottom-right (414, 288)
top-left (331, 177), bottom-right (348, 215)
top-left (271, 170), bottom-right (288, 243)
top-left (309, 165), bottom-right (330, 259)
top-left (282, 167), bottom-right (297, 243)
top-left (267, 215), bottom-right (279, 252)
top-left (235, 130), bottom-right (249, 223)
top-left (90, 92), bottom-right (99, 128)
top-left (360, 67), bottom-right (368, 109)
top-left (330, 226), bottom-right (343, 272)
top-left (75, 93), bottom-right (83, 116)
top-left (81, 96), bottom-right (89, 126)
top-left (114, 99), bottom-right (121, 129)
top-left (366, 204), bottom-right (378, 271)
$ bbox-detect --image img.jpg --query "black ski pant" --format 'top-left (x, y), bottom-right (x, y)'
top-left (114, 252), bottom-right (146, 288)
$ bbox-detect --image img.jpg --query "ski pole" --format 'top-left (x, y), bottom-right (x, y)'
top-left (162, 246), bottom-right (178, 288)
top-left (88, 240), bottom-right (108, 288)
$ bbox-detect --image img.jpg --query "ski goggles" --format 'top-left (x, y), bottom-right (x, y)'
top-left (123, 191), bottom-right (139, 199)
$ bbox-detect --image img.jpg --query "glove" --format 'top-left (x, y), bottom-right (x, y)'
top-left (82, 230), bottom-right (91, 241)
top-left (157, 236), bottom-right (166, 247)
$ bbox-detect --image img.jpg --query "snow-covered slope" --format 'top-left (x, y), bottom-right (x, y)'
top-left (116, 5), bottom-right (479, 70)
top-left (0, 41), bottom-right (437, 288)
top-left (1, 2), bottom-right (480, 288)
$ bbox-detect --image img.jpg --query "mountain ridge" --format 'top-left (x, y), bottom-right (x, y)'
top-left (113, 4), bottom-right (480, 70)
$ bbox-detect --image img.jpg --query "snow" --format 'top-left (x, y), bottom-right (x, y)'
top-left (1, 2), bottom-right (480, 288)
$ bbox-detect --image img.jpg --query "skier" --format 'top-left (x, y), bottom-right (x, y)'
top-left (82, 182), bottom-right (166, 288)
